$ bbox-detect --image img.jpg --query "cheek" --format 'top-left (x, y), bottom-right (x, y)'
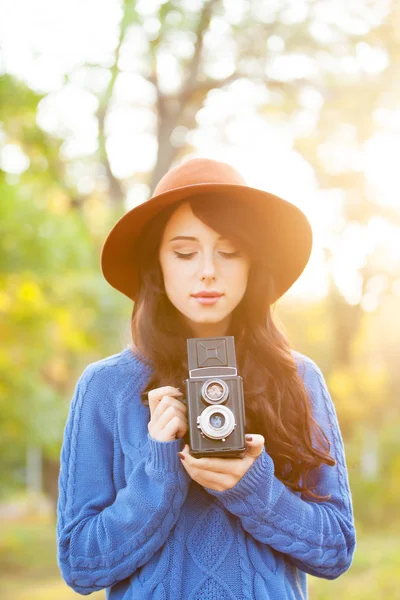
top-left (228, 262), bottom-right (250, 287)
top-left (161, 259), bottom-right (191, 297)
top-left (229, 265), bottom-right (250, 303)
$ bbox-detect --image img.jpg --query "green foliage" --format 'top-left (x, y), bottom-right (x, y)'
top-left (0, 179), bottom-right (92, 274)
top-left (0, 75), bottom-right (129, 497)
top-left (308, 531), bottom-right (400, 599)
top-left (347, 419), bottom-right (400, 531)
top-left (0, 74), bottom-right (66, 190)
top-left (328, 365), bottom-right (389, 436)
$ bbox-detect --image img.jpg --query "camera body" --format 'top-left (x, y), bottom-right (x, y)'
top-left (183, 336), bottom-right (246, 458)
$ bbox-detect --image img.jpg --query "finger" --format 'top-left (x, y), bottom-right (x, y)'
top-left (182, 465), bottom-right (236, 492)
top-left (152, 395), bottom-right (187, 420)
top-left (150, 414), bottom-right (187, 442)
top-left (155, 405), bottom-right (187, 432)
top-left (181, 447), bottom-right (248, 474)
top-left (161, 415), bottom-right (188, 440)
top-left (245, 434), bottom-right (265, 458)
top-left (148, 387), bottom-right (183, 413)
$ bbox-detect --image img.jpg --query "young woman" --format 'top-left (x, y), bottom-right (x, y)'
top-left (57, 158), bottom-right (356, 600)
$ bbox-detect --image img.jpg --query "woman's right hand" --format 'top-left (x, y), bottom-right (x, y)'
top-left (147, 386), bottom-right (188, 442)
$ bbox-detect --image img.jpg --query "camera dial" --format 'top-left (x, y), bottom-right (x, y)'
top-left (201, 378), bottom-right (229, 404)
top-left (197, 405), bottom-right (236, 441)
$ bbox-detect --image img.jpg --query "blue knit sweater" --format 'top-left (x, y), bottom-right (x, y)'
top-left (56, 346), bottom-right (356, 599)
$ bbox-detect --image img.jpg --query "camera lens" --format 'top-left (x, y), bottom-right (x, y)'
top-left (207, 383), bottom-right (224, 401)
top-left (201, 378), bottom-right (229, 404)
top-left (209, 412), bottom-right (225, 429)
top-left (197, 405), bottom-right (236, 440)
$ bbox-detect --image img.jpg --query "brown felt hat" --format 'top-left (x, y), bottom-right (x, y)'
top-left (101, 157), bottom-right (313, 303)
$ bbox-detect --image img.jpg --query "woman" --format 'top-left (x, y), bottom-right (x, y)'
top-left (56, 158), bottom-right (356, 599)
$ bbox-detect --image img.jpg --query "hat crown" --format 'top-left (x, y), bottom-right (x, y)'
top-left (153, 158), bottom-right (247, 196)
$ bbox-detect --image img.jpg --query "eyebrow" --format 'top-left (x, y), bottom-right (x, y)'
top-left (169, 235), bottom-right (226, 242)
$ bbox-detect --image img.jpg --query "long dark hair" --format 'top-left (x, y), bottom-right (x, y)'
top-left (131, 193), bottom-right (335, 500)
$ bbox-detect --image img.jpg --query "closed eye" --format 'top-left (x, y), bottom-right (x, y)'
top-left (173, 252), bottom-right (196, 260)
top-left (173, 251), bottom-right (241, 260)
top-left (219, 251), bottom-right (242, 259)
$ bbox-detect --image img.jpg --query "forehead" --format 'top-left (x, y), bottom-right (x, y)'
top-left (162, 201), bottom-right (221, 239)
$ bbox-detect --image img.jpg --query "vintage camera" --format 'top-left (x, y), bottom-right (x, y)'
top-left (183, 336), bottom-right (246, 458)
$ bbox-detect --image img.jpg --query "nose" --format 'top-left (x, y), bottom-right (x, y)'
top-left (200, 250), bottom-right (217, 282)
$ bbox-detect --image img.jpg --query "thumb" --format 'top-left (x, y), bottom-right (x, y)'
top-left (245, 434), bottom-right (265, 458)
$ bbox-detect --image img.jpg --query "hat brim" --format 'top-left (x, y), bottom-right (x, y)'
top-left (100, 182), bottom-right (312, 303)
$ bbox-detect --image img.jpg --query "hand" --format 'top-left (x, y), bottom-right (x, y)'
top-left (147, 386), bottom-right (188, 442)
top-left (178, 434), bottom-right (265, 492)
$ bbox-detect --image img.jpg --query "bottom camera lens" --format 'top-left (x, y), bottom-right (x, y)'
top-left (197, 405), bottom-right (236, 440)
top-left (209, 412), bottom-right (225, 429)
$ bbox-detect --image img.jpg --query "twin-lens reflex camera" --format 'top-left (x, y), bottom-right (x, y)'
top-left (182, 336), bottom-right (246, 458)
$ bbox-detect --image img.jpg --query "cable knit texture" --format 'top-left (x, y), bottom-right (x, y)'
top-left (56, 346), bottom-right (356, 599)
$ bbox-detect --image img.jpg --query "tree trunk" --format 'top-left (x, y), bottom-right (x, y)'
top-left (42, 456), bottom-right (60, 515)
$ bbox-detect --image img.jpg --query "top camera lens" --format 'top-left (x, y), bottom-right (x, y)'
top-left (201, 378), bottom-right (229, 404)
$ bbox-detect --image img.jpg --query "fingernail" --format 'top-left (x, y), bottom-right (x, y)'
top-left (177, 452), bottom-right (185, 460)
top-left (245, 435), bottom-right (253, 442)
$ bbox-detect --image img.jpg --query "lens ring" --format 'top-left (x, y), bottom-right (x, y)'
top-left (201, 378), bottom-right (229, 404)
top-left (198, 405), bottom-right (236, 439)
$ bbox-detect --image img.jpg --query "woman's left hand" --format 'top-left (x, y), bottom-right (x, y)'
top-left (178, 434), bottom-right (265, 492)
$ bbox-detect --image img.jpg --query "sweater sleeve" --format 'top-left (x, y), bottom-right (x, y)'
top-left (56, 365), bottom-right (191, 595)
top-left (203, 358), bottom-right (357, 580)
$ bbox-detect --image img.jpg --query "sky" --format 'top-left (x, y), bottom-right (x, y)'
top-left (0, 0), bottom-right (399, 306)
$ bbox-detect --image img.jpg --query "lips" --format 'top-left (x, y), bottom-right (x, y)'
top-left (192, 291), bottom-right (224, 298)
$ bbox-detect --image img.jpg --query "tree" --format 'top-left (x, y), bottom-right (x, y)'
top-left (0, 75), bottom-right (128, 504)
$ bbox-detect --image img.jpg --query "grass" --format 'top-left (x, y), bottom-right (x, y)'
top-left (308, 529), bottom-right (400, 599)
top-left (0, 513), bottom-right (104, 600)
top-left (0, 513), bottom-right (399, 599)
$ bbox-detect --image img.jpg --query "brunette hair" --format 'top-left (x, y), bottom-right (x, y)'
top-left (131, 193), bottom-right (335, 501)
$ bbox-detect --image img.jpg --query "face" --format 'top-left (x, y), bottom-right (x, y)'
top-left (158, 201), bottom-right (251, 338)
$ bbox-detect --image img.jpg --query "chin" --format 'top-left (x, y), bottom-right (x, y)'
top-left (191, 316), bottom-right (221, 324)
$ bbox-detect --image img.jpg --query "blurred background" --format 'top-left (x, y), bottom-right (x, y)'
top-left (1, 0), bottom-right (399, 598)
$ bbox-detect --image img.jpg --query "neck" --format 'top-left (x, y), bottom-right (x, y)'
top-left (186, 319), bottom-right (231, 339)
